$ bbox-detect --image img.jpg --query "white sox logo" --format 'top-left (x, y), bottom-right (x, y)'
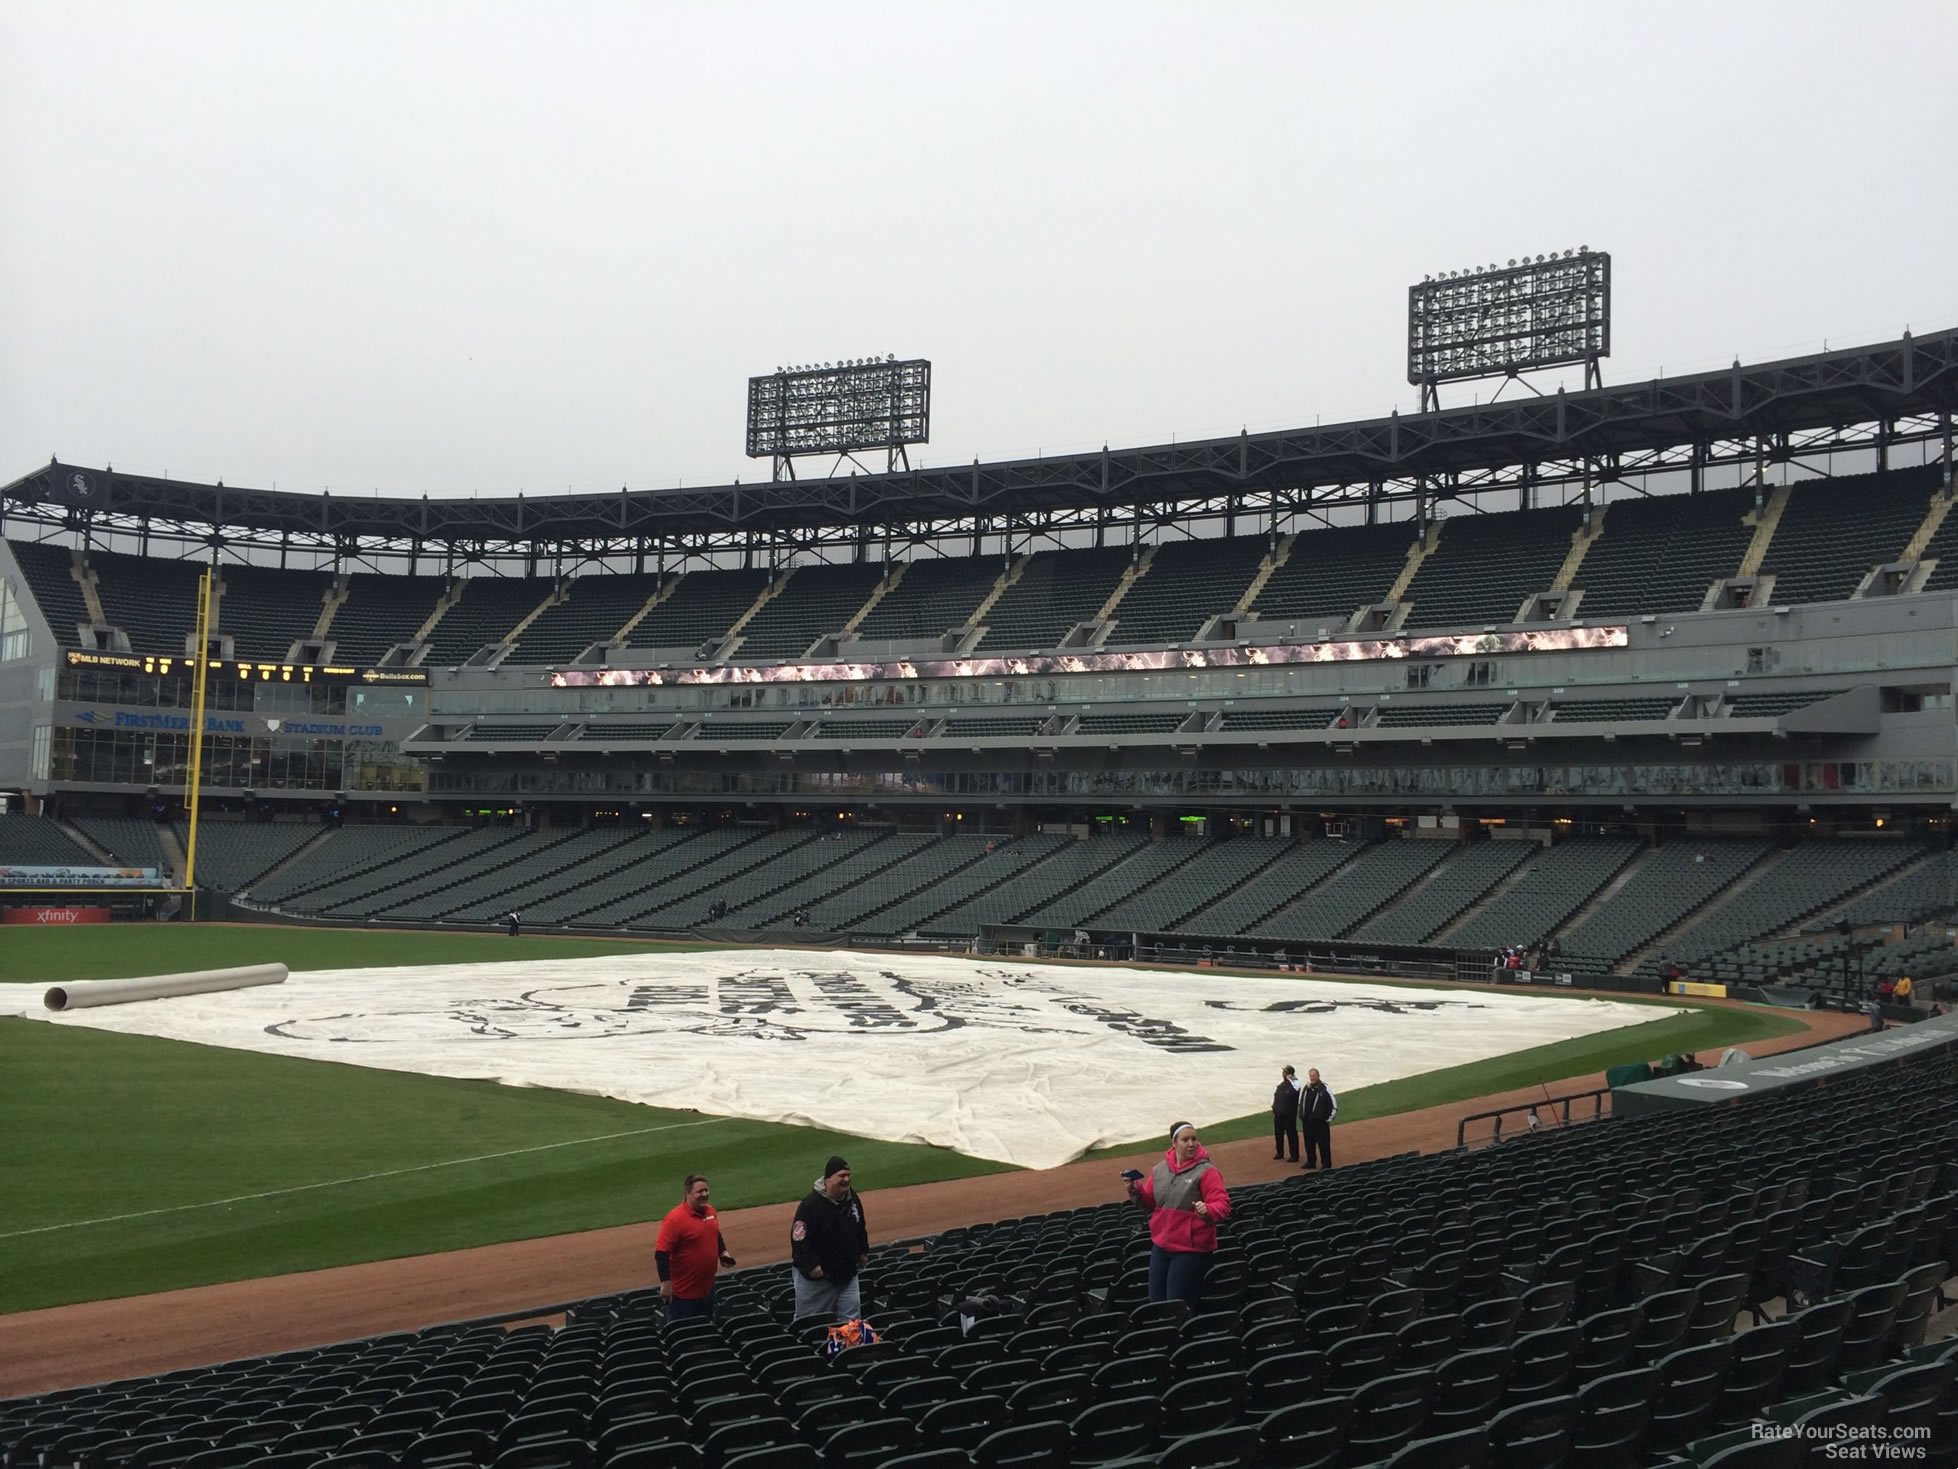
top-left (262, 965), bottom-right (1252, 1052)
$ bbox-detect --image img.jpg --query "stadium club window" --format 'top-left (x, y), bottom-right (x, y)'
top-left (0, 580), bottom-right (29, 661)
top-left (1406, 663), bottom-right (1436, 689)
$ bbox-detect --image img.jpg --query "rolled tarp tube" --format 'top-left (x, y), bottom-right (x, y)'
top-left (45, 963), bottom-right (288, 1012)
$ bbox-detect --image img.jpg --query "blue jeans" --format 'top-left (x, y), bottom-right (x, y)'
top-left (665, 1288), bottom-right (714, 1323)
top-left (1148, 1246), bottom-right (1210, 1306)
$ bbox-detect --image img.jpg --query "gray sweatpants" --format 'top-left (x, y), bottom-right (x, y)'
top-left (792, 1270), bottom-right (861, 1321)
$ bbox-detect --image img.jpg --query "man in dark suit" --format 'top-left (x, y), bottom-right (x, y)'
top-left (1271, 1065), bottom-right (1300, 1162)
top-left (1300, 1067), bottom-right (1339, 1170)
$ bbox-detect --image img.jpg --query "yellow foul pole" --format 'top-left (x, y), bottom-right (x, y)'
top-left (183, 567), bottom-right (214, 920)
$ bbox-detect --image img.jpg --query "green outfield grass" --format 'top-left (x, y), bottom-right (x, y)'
top-left (0, 1017), bottom-right (1010, 1315)
top-left (0, 924), bottom-right (709, 985)
top-left (0, 924), bottom-right (1809, 1314)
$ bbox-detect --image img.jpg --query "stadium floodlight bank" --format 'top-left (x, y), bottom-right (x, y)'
top-left (746, 357), bottom-right (931, 479)
top-left (1409, 249), bottom-right (1610, 408)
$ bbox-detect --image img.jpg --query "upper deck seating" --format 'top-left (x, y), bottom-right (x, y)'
top-left (623, 568), bottom-right (770, 650)
top-left (423, 577), bottom-right (551, 666)
top-left (1570, 487), bottom-right (1755, 618)
top-left (974, 547), bottom-right (1131, 651)
top-left (1913, 480), bottom-right (1958, 593)
top-left (735, 563), bottom-right (884, 660)
top-left (1105, 538), bottom-right (1269, 646)
top-left (328, 574), bottom-right (449, 664)
top-left (511, 572), bottom-right (664, 664)
top-left (93, 550), bottom-right (204, 654)
top-left (852, 555), bottom-right (1003, 643)
top-left (1250, 522), bottom-right (1417, 630)
top-left (216, 563), bottom-right (336, 661)
top-left (1402, 505), bottom-right (1583, 630)
top-left (5, 540), bottom-right (90, 647)
top-left (1761, 466), bottom-right (1942, 606)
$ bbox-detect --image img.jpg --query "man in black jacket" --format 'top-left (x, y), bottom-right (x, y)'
top-left (1300, 1068), bottom-right (1338, 1171)
top-left (790, 1155), bottom-right (870, 1320)
top-left (1271, 1065), bottom-right (1300, 1162)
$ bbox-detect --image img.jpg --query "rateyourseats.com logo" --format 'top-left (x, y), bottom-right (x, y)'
top-left (1752, 1420), bottom-right (1929, 1459)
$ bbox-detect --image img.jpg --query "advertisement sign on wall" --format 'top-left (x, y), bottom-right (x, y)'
top-left (3, 907), bottom-right (112, 924)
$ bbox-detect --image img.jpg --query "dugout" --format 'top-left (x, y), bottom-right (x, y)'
top-left (1614, 1009), bottom-right (1958, 1118)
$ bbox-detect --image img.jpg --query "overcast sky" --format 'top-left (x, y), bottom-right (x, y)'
top-left (3, 2), bottom-right (1954, 501)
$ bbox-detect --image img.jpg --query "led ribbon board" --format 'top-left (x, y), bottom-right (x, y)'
top-left (550, 625), bottom-right (1629, 687)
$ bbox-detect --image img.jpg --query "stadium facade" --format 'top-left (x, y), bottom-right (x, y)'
top-left (2, 328), bottom-right (1957, 967)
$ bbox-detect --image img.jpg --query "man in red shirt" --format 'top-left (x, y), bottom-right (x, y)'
top-left (655, 1174), bottom-right (736, 1321)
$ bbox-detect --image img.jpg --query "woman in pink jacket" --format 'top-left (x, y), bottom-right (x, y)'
top-left (1126, 1120), bottom-right (1232, 1305)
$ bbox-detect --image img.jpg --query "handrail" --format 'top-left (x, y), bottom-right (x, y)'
top-left (1456, 1086), bottom-right (1614, 1149)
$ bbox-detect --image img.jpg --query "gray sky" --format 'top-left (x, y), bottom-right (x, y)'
top-left (4, 2), bottom-right (1954, 500)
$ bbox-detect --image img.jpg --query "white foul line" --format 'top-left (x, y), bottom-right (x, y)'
top-left (0, 1116), bottom-right (733, 1240)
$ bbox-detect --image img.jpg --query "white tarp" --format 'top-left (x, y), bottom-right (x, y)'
top-left (8, 949), bottom-right (1657, 1168)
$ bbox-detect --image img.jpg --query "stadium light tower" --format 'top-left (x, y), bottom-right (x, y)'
top-left (1407, 249), bottom-right (1610, 412)
top-left (746, 357), bottom-right (931, 481)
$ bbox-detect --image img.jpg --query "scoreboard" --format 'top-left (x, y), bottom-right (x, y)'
top-left (65, 650), bottom-right (429, 685)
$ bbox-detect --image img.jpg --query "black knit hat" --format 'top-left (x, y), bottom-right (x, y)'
top-left (823, 1155), bottom-right (850, 1179)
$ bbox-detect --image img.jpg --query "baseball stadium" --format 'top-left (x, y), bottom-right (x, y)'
top-left (3, 285), bottom-right (1956, 1465)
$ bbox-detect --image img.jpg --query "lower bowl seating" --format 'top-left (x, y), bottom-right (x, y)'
top-left (8, 1047), bottom-right (1954, 1468)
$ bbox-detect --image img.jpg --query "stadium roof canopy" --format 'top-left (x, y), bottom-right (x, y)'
top-left (4, 327), bottom-right (1954, 564)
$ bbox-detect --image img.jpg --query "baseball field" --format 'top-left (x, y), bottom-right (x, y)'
top-left (0, 925), bottom-right (1806, 1317)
